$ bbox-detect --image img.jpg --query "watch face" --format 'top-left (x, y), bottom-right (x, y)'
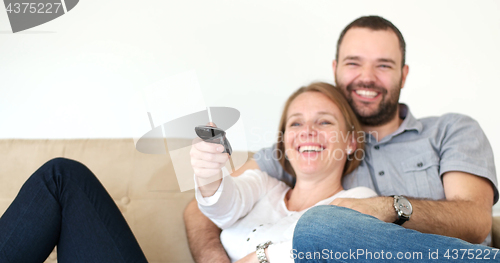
top-left (397, 198), bottom-right (412, 216)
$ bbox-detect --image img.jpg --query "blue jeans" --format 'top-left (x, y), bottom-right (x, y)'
top-left (293, 206), bottom-right (497, 262)
top-left (0, 158), bottom-right (148, 263)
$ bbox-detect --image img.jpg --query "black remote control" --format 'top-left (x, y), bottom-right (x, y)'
top-left (195, 125), bottom-right (232, 155)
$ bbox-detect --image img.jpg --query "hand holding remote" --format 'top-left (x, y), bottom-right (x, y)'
top-left (194, 124), bottom-right (232, 155)
top-left (190, 123), bottom-right (230, 196)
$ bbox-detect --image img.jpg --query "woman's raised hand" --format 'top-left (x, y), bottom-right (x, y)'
top-left (190, 123), bottom-right (229, 196)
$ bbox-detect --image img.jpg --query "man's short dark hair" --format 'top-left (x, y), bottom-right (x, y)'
top-left (336, 16), bottom-right (406, 67)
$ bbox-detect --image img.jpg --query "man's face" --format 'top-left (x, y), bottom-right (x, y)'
top-left (333, 27), bottom-right (409, 126)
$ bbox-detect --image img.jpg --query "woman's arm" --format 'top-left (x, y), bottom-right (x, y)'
top-left (236, 242), bottom-right (294, 263)
top-left (196, 173), bottom-right (223, 197)
top-left (196, 169), bottom-right (275, 229)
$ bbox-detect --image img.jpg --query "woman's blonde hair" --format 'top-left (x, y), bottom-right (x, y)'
top-left (276, 82), bottom-right (364, 184)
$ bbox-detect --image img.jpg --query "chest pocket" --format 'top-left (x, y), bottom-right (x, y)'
top-left (401, 152), bottom-right (443, 199)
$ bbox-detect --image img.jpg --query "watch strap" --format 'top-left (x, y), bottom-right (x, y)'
top-left (393, 216), bottom-right (408, 225)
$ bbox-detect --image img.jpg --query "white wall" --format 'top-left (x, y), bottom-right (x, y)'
top-left (1, 1), bottom-right (499, 202)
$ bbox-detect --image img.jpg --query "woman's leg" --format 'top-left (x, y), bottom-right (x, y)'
top-left (0, 158), bottom-right (148, 263)
top-left (293, 206), bottom-right (497, 263)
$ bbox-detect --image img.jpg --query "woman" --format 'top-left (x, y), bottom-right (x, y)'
top-left (192, 82), bottom-right (377, 262)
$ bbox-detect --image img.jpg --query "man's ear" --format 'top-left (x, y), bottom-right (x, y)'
top-left (400, 64), bottom-right (410, 89)
top-left (332, 60), bottom-right (337, 74)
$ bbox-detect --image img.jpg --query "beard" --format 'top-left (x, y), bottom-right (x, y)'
top-left (341, 80), bottom-right (401, 126)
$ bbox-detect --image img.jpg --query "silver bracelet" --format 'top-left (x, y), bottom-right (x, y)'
top-left (256, 240), bottom-right (273, 263)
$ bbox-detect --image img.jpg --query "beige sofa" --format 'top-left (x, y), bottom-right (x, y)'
top-left (0, 139), bottom-right (201, 263)
top-left (1, 139), bottom-right (499, 263)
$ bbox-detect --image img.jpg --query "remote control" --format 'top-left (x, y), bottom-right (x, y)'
top-left (195, 125), bottom-right (232, 155)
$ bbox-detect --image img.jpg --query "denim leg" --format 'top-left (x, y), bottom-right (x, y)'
top-left (293, 205), bottom-right (496, 263)
top-left (0, 158), bottom-right (148, 263)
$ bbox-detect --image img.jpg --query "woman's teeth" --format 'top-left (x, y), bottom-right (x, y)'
top-left (355, 90), bottom-right (378, 98)
top-left (299, 146), bottom-right (324, 153)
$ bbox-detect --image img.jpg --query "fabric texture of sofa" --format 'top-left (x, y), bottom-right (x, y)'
top-left (0, 139), bottom-right (499, 263)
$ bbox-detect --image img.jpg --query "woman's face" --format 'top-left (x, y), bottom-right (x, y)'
top-left (284, 91), bottom-right (352, 177)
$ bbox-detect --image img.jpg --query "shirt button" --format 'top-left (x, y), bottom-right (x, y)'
top-left (379, 171), bottom-right (385, 176)
top-left (374, 145), bottom-right (380, 150)
top-left (417, 162), bottom-right (423, 167)
top-left (253, 229), bottom-right (256, 232)
top-left (247, 238), bottom-right (250, 241)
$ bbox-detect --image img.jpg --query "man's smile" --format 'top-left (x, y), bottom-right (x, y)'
top-left (352, 88), bottom-right (382, 102)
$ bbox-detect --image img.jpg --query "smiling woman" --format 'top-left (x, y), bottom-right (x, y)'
top-left (192, 82), bottom-right (377, 262)
top-left (276, 82), bottom-right (365, 180)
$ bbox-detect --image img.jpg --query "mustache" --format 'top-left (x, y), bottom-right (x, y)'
top-left (346, 82), bottom-right (387, 95)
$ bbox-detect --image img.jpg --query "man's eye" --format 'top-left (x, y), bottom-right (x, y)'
top-left (346, 62), bottom-right (359, 66)
top-left (378, 64), bottom-right (391, 68)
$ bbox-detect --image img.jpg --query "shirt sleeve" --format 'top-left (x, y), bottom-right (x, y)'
top-left (266, 241), bottom-right (294, 263)
top-left (253, 144), bottom-right (295, 187)
top-left (438, 114), bottom-right (498, 203)
top-left (196, 169), bottom-right (281, 229)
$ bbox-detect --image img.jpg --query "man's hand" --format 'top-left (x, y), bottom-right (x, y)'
top-left (330, 196), bottom-right (396, 223)
top-left (332, 172), bottom-right (494, 244)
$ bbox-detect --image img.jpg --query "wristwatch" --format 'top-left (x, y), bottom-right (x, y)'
top-left (256, 240), bottom-right (273, 263)
top-left (393, 195), bottom-right (412, 225)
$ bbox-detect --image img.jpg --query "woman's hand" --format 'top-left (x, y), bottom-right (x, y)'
top-left (235, 251), bottom-right (259, 263)
top-left (190, 123), bottom-right (229, 197)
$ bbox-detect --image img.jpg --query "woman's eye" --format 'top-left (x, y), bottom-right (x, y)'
top-left (320, 121), bottom-right (331, 125)
top-left (290, 122), bottom-right (301, 127)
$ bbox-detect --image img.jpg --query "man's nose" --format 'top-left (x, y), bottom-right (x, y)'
top-left (359, 65), bottom-right (377, 83)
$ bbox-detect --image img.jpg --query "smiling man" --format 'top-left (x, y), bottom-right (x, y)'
top-left (184, 16), bottom-right (498, 263)
top-left (335, 27), bottom-right (407, 132)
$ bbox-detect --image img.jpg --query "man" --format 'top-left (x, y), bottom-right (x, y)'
top-left (184, 16), bottom-right (498, 262)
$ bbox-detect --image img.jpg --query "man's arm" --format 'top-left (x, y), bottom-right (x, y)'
top-left (409, 171), bottom-right (493, 243)
top-left (331, 171), bottom-right (494, 243)
top-left (184, 199), bottom-right (230, 263)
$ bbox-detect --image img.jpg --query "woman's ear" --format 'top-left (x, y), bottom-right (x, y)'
top-left (348, 134), bottom-right (357, 155)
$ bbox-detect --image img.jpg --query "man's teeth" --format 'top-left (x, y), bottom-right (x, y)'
top-left (299, 146), bottom-right (324, 153)
top-left (355, 90), bottom-right (378, 98)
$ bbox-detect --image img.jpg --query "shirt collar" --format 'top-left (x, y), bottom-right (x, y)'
top-left (397, 104), bottom-right (422, 134)
top-left (368, 104), bottom-right (423, 144)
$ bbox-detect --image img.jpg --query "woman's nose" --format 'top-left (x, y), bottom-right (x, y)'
top-left (301, 123), bottom-right (318, 137)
